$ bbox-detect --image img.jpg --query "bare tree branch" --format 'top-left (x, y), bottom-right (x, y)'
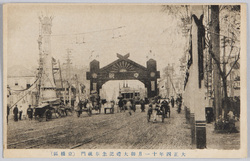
top-left (209, 45), bottom-right (224, 77)
top-left (225, 38), bottom-right (235, 64)
top-left (225, 49), bottom-right (240, 78)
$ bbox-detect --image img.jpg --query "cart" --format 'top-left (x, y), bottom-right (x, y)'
top-left (76, 100), bottom-right (92, 117)
top-left (90, 91), bottom-right (101, 114)
top-left (92, 101), bottom-right (101, 114)
top-left (104, 101), bottom-right (114, 114)
top-left (147, 104), bottom-right (165, 123)
top-left (160, 100), bottom-right (170, 118)
top-left (34, 103), bottom-right (53, 122)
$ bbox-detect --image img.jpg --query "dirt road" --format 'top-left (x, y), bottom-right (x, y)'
top-left (7, 106), bottom-right (192, 149)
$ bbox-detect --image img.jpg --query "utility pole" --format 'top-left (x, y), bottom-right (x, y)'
top-left (210, 5), bottom-right (222, 120)
top-left (65, 49), bottom-right (73, 83)
top-left (222, 36), bottom-right (227, 119)
top-left (62, 49), bottom-right (73, 105)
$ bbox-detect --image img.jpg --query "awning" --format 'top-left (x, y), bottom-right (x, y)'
top-left (41, 98), bottom-right (61, 105)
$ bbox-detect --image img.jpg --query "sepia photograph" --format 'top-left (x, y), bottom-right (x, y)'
top-left (3, 3), bottom-right (247, 158)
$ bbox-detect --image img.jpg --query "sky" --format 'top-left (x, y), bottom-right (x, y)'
top-left (5, 4), bottom-right (189, 100)
top-left (6, 4), bottom-right (188, 72)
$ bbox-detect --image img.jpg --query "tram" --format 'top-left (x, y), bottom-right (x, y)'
top-left (117, 85), bottom-right (145, 112)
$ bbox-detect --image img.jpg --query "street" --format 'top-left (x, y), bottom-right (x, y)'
top-left (7, 105), bottom-right (192, 149)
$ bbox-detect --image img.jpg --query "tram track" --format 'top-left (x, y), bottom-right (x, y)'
top-left (7, 107), bottom-right (193, 149)
top-left (8, 112), bottom-right (130, 149)
top-left (69, 112), bottom-right (144, 149)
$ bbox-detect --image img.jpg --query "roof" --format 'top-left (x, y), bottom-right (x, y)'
top-left (120, 87), bottom-right (140, 93)
top-left (7, 65), bottom-right (36, 77)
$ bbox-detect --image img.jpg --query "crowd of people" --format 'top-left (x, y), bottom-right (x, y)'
top-left (7, 104), bottom-right (33, 123)
top-left (7, 94), bottom-right (183, 123)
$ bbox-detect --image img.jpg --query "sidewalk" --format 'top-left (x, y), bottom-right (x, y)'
top-left (206, 121), bottom-right (240, 149)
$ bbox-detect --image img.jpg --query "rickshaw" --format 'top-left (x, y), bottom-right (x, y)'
top-left (90, 90), bottom-right (101, 114)
top-left (34, 98), bottom-right (63, 122)
top-left (160, 99), bottom-right (170, 118)
top-left (147, 102), bottom-right (165, 123)
top-left (34, 103), bottom-right (53, 122)
top-left (75, 100), bottom-right (92, 117)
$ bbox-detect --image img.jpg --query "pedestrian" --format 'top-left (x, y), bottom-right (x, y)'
top-left (7, 104), bottom-right (10, 124)
top-left (19, 105), bottom-right (23, 120)
top-left (118, 99), bottom-right (124, 112)
top-left (86, 99), bottom-right (93, 110)
top-left (131, 99), bottom-right (136, 112)
top-left (111, 100), bottom-right (115, 113)
top-left (150, 100), bottom-right (159, 122)
top-left (176, 95), bottom-right (182, 113)
top-left (123, 100), bottom-right (127, 111)
top-left (161, 99), bottom-right (169, 118)
top-left (27, 105), bottom-right (33, 120)
top-left (140, 99), bottom-right (145, 112)
top-left (126, 100), bottom-right (132, 115)
top-left (13, 105), bottom-right (18, 122)
top-left (171, 96), bottom-right (175, 108)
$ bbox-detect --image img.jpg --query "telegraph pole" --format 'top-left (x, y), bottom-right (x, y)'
top-left (65, 49), bottom-right (73, 83)
top-left (211, 5), bottom-right (222, 120)
top-left (62, 49), bottom-right (73, 105)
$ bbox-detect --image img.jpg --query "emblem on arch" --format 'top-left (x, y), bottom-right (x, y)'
top-left (109, 73), bottom-right (115, 79)
top-left (134, 73), bottom-right (139, 78)
top-left (111, 60), bottom-right (135, 72)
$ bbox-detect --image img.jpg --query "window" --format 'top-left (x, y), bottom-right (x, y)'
top-left (15, 80), bottom-right (18, 86)
top-left (93, 83), bottom-right (97, 90)
top-left (26, 84), bottom-right (31, 89)
top-left (151, 81), bottom-right (155, 91)
top-left (26, 79), bottom-right (31, 89)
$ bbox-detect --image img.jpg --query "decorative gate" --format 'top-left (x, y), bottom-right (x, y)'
top-left (86, 53), bottom-right (160, 98)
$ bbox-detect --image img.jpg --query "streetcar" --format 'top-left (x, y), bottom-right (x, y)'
top-left (118, 87), bottom-right (143, 112)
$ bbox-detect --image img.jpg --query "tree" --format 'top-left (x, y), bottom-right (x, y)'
top-left (161, 5), bottom-right (191, 37)
top-left (162, 5), bottom-right (241, 121)
top-left (208, 5), bottom-right (240, 119)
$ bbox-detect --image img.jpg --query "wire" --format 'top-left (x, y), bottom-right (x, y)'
top-left (51, 26), bottom-right (126, 37)
top-left (204, 27), bottom-right (240, 42)
top-left (9, 76), bottom-right (40, 92)
top-left (9, 77), bottom-right (41, 109)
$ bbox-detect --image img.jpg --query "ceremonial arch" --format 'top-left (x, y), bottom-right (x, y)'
top-left (86, 53), bottom-right (160, 98)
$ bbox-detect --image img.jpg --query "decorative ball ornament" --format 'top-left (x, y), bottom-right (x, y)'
top-left (150, 72), bottom-right (155, 77)
top-left (92, 73), bottom-right (97, 78)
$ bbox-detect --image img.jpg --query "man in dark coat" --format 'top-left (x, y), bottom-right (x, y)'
top-left (7, 104), bottom-right (10, 124)
top-left (140, 99), bottom-right (145, 112)
top-left (118, 99), bottom-right (124, 112)
top-left (13, 105), bottom-right (18, 122)
top-left (27, 105), bottom-right (33, 120)
top-left (161, 100), bottom-right (170, 117)
top-left (171, 97), bottom-right (175, 108)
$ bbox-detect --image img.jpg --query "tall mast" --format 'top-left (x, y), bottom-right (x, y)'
top-left (38, 15), bottom-right (57, 103)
